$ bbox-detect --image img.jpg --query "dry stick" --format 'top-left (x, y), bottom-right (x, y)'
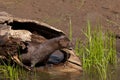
top-left (12, 55), bottom-right (31, 70)
top-left (7, 52), bottom-right (31, 71)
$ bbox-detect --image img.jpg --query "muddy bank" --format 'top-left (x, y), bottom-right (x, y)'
top-left (0, 0), bottom-right (120, 39)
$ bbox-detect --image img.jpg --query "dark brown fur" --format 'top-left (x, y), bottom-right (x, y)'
top-left (20, 36), bottom-right (71, 67)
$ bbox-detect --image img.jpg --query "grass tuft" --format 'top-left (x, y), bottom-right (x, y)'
top-left (69, 17), bottom-right (73, 41)
top-left (76, 21), bottom-right (117, 80)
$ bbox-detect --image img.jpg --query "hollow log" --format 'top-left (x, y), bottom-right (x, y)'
top-left (0, 11), bottom-right (82, 72)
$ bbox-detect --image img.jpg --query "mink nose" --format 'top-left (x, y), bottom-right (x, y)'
top-left (68, 42), bottom-right (73, 50)
top-left (68, 44), bottom-right (73, 50)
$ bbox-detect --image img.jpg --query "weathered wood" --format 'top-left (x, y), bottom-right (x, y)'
top-left (0, 12), bottom-right (82, 72)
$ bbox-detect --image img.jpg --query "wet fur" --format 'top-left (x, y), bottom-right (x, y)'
top-left (20, 36), bottom-right (70, 67)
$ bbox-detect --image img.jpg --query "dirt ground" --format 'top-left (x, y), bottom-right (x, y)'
top-left (0, 0), bottom-right (120, 51)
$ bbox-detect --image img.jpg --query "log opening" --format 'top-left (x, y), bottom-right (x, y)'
top-left (7, 20), bottom-right (64, 39)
